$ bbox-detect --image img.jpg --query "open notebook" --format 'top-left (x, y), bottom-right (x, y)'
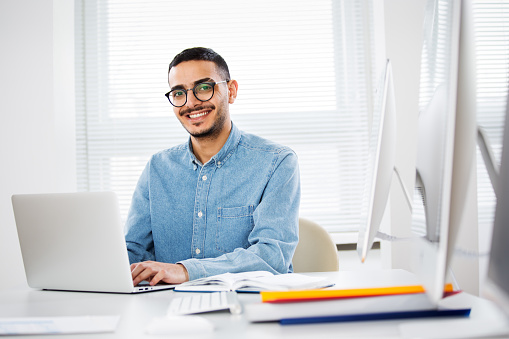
top-left (174, 271), bottom-right (334, 293)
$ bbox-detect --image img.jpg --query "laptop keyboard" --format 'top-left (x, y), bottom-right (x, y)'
top-left (167, 291), bottom-right (242, 315)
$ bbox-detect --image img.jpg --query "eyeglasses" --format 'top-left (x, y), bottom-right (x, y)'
top-left (165, 80), bottom-right (228, 107)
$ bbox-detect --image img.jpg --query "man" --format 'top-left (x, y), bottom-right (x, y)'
top-left (126, 47), bottom-right (300, 286)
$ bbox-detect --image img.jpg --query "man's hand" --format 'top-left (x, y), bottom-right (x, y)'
top-left (130, 261), bottom-right (189, 286)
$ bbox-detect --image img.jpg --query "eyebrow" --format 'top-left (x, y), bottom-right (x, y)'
top-left (170, 77), bottom-right (215, 91)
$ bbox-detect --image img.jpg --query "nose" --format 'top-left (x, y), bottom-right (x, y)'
top-left (185, 88), bottom-right (201, 107)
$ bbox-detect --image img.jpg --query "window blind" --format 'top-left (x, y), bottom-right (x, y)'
top-left (472, 1), bottom-right (509, 241)
top-left (413, 0), bottom-right (509, 239)
top-left (75, 0), bottom-right (377, 233)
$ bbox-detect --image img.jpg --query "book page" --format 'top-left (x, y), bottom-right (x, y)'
top-left (233, 273), bottom-right (332, 291)
top-left (175, 271), bottom-right (274, 292)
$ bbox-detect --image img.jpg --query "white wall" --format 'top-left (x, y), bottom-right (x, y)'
top-left (0, 0), bottom-right (75, 290)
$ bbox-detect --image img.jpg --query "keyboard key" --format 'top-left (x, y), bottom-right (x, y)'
top-left (167, 291), bottom-right (241, 315)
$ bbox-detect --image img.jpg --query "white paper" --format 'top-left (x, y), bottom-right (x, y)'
top-left (0, 315), bottom-right (120, 336)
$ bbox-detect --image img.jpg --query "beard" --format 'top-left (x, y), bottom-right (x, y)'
top-left (179, 102), bottom-right (229, 140)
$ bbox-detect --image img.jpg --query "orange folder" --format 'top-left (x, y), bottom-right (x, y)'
top-left (261, 284), bottom-right (454, 303)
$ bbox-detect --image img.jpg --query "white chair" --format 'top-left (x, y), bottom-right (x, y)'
top-left (292, 218), bottom-right (339, 273)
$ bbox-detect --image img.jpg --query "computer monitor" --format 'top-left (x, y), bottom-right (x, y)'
top-left (357, 59), bottom-right (397, 263)
top-left (411, 0), bottom-right (477, 304)
top-left (482, 91), bottom-right (509, 318)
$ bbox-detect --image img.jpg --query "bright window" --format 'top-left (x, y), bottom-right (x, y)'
top-left (75, 0), bottom-right (379, 233)
top-left (473, 0), bottom-right (509, 248)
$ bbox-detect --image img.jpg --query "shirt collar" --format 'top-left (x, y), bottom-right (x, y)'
top-left (187, 122), bottom-right (241, 169)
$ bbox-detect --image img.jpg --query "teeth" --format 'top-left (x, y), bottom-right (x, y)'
top-left (189, 111), bottom-right (208, 119)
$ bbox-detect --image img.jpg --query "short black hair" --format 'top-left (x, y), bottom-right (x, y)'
top-left (168, 47), bottom-right (231, 81)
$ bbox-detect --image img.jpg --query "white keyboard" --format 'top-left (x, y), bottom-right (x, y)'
top-left (167, 291), bottom-right (242, 315)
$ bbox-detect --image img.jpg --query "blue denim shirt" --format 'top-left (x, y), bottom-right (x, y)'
top-left (124, 123), bottom-right (300, 281)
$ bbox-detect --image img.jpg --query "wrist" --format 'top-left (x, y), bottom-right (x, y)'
top-left (177, 263), bottom-right (189, 282)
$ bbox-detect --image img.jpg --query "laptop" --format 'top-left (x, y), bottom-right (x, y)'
top-left (11, 191), bottom-right (176, 293)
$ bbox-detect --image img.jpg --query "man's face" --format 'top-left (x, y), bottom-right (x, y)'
top-left (168, 60), bottom-right (233, 139)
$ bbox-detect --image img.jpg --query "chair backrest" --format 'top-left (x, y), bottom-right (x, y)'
top-left (292, 218), bottom-right (339, 273)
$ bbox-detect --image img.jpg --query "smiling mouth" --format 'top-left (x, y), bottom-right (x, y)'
top-left (189, 111), bottom-right (209, 119)
top-left (180, 105), bottom-right (214, 120)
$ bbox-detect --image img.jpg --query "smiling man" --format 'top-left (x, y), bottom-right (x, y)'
top-left (126, 47), bottom-right (301, 286)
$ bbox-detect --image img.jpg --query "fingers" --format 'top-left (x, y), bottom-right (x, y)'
top-left (130, 261), bottom-right (190, 286)
top-left (150, 270), bottom-right (166, 286)
top-left (131, 261), bottom-right (157, 286)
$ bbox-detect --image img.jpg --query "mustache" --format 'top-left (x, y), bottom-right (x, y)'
top-left (179, 104), bottom-right (215, 116)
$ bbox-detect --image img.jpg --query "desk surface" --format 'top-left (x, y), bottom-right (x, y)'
top-left (1, 270), bottom-right (509, 339)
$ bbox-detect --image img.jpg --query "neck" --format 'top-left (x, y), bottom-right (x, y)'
top-left (191, 123), bottom-right (232, 164)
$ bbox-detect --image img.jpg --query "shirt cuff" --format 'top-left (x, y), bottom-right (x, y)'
top-left (177, 259), bottom-right (208, 281)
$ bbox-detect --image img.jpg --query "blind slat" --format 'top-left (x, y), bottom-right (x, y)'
top-left (75, 0), bottom-right (378, 232)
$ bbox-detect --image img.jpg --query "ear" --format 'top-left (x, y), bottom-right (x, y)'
top-left (227, 80), bottom-right (239, 104)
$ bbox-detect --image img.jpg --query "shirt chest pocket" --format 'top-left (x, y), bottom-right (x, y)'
top-left (216, 205), bottom-right (254, 253)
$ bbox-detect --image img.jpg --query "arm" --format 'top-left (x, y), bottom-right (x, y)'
top-left (124, 162), bottom-right (156, 264)
top-left (180, 150), bottom-right (301, 280)
top-left (127, 161), bottom-right (184, 285)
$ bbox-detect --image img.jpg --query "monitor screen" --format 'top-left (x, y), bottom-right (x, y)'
top-left (356, 59), bottom-right (397, 263)
top-left (411, 0), bottom-right (477, 304)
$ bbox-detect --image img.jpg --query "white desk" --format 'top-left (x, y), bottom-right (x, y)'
top-left (1, 270), bottom-right (508, 339)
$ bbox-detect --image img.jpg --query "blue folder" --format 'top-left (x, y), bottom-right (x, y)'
top-left (279, 308), bottom-right (471, 325)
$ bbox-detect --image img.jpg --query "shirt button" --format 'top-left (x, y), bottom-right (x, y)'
top-left (217, 161), bottom-right (221, 166)
top-left (195, 248), bottom-right (201, 255)
top-left (202, 175), bottom-right (207, 181)
top-left (198, 211), bottom-right (203, 218)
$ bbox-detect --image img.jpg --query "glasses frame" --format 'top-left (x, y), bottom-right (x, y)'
top-left (165, 80), bottom-right (229, 107)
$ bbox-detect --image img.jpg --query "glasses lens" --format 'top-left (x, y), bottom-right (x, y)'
top-left (169, 89), bottom-right (186, 106)
top-left (194, 83), bottom-right (214, 101)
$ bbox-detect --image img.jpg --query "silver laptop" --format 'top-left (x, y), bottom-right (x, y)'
top-left (11, 191), bottom-right (176, 293)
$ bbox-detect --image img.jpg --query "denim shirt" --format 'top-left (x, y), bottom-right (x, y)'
top-left (124, 123), bottom-right (301, 281)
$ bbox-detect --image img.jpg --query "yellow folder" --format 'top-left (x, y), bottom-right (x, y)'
top-left (261, 284), bottom-right (454, 303)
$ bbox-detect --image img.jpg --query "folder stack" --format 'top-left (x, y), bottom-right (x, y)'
top-left (244, 283), bottom-right (470, 324)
